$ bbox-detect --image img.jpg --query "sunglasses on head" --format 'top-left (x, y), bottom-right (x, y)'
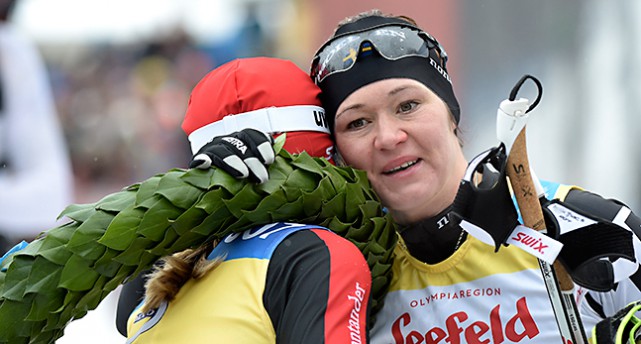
top-left (310, 24), bottom-right (448, 85)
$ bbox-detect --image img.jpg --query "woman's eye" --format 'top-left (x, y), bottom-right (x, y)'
top-left (347, 118), bottom-right (367, 130)
top-left (399, 101), bottom-right (418, 113)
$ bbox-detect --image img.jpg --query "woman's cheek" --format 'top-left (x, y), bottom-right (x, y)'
top-left (342, 147), bottom-right (367, 169)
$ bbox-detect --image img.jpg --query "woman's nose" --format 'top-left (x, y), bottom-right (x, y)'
top-left (373, 116), bottom-right (408, 150)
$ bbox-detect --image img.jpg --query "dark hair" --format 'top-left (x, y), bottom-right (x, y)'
top-left (334, 9), bottom-right (419, 32)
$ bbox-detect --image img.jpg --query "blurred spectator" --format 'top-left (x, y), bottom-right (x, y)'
top-left (0, 0), bottom-right (73, 251)
top-left (48, 27), bottom-right (213, 203)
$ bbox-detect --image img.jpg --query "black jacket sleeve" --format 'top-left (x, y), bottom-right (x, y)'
top-left (263, 229), bottom-right (372, 344)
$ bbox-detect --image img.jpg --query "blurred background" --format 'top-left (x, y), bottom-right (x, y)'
top-left (3, 0), bottom-right (640, 342)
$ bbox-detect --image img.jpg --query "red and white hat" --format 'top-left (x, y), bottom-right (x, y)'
top-left (182, 57), bottom-right (334, 161)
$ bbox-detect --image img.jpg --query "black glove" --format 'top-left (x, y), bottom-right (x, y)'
top-left (542, 198), bottom-right (638, 291)
top-left (190, 128), bottom-right (274, 183)
top-left (448, 144), bottom-right (520, 252)
top-left (592, 301), bottom-right (641, 344)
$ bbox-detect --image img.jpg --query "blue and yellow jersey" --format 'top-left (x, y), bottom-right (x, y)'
top-left (127, 222), bottom-right (371, 344)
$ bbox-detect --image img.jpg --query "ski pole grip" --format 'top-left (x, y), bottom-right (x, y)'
top-left (506, 129), bottom-right (575, 292)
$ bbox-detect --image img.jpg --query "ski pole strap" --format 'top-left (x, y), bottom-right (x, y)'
top-left (593, 301), bottom-right (641, 344)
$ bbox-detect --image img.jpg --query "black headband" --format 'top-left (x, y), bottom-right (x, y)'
top-left (315, 16), bottom-right (460, 133)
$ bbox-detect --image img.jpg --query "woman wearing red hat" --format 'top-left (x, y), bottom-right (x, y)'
top-left (123, 57), bottom-right (371, 343)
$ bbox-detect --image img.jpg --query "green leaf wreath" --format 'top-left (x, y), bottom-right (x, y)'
top-left (0, 135), bottom-right (397, 343)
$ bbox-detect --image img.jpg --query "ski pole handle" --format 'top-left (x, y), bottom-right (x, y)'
top-left (506, 130), bottom-right (574, 289)
top-left (498, 77), bottom-right (588, 343)
top-left (506, 131), bottom-right (574, 284)
top-left (507, 128), bottom-right (587, 344)
top-left (497, 74), bottom-right (587, 343)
